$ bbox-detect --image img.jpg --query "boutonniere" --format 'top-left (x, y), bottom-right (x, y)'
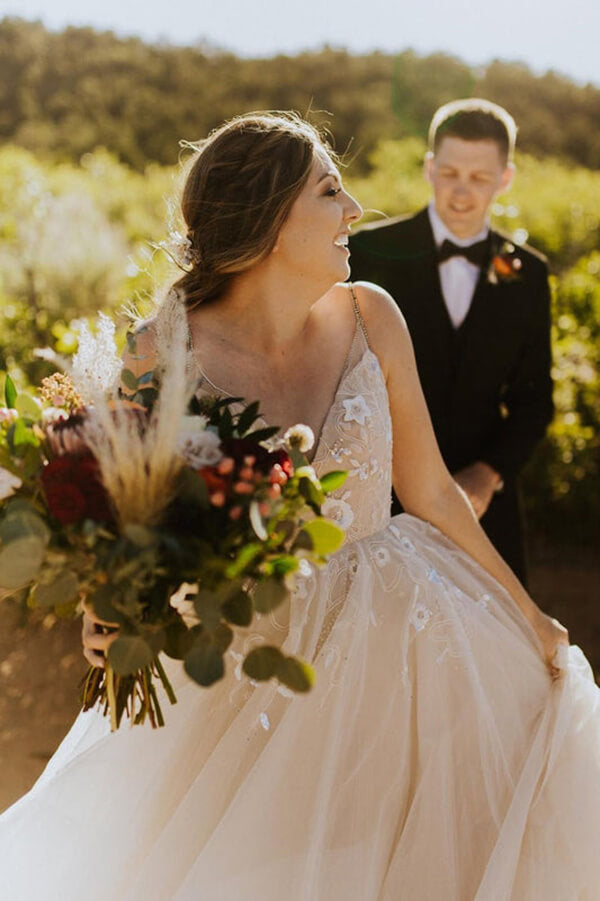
top-left (487, 241), bottom-right (522, 285)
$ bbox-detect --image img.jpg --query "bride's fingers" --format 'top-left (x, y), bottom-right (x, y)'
top-left (83, 645), bottom-right (106, 668)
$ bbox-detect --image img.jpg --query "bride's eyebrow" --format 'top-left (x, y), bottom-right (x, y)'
top-left (316, 170), bottom-right (341, 185)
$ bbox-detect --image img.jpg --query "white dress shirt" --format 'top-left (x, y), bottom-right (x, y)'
top-left (428, 203), bottom-right (489, 329)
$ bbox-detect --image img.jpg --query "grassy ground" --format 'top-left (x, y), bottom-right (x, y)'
top-left (1, 550), bottom-right (599, 815)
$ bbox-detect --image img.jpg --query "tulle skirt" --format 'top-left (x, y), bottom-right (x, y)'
top-left (1, 514), bottom-right (599, 900)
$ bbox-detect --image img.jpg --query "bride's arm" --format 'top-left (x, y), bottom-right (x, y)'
top-left (354, 282), bottom-right (567, 675)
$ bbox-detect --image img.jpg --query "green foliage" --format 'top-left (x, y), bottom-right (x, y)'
top-left (0, 144), bottom-right (173, 384)
top-left (1, 18), bottom-right (599, 173)
top-left (522, 255), bottom-right (600, 544)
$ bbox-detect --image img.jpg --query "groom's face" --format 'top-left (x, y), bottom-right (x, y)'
top-left (425, 137), bottom-right (513, 239)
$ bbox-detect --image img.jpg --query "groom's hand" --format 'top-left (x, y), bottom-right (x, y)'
top-left (453, 461), bottom-right (503, 519)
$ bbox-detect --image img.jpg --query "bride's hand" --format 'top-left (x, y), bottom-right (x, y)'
top-left (81, 601), bottom-right (119, 668)
top-left (530, 609), bottom-right (569, 679)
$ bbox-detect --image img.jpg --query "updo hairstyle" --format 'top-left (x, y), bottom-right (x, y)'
top-left (173, 112), bottom-right (331, 309)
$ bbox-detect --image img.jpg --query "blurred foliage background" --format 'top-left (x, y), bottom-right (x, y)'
top-left (0, 16), bottom-right (598, 552)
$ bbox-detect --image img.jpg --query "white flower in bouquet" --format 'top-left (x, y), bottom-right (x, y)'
top-left (176, 416), bottom-right (223, 469)
top-left (0, 467), bottom-right (22, 501)
top-left (283, 424), bottom-right (314, 454)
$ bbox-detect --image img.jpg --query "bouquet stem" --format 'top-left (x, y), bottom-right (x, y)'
top-left (81, 656), bottom-right (177, 730)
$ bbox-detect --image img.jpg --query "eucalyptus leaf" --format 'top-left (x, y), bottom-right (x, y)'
top-left (35, 571), bottom-right (79, 608)
top-left (193, 589), bottom-right (222, 631)
top-left (0, 535), bottom-right (47, 589)
top-left (276, 656), bottom-right (315, 693)
top-left (164, 620), bottom-right (194, 660)
top-left (242, 645), bottom-right (284, 681)
top-left (319, 470), bottom-right (348, 494)
top-left (221, 587), bottom-right (253, 627)
top-left (108, 634), bottom-right (156, 675)
top-left (133, 387), bottom-right (158, 410)
top-left (120, 368), bottom-right (139, 391)
top-left (213, 622), bottom-right (234, 653)
top-left (89, 584), bottom-right (128, 626)
top-left (301, 519), bottom-right (345, 556)
top-left (0, 507), bottom-right (49, 545)
top-left (184, 636), bottom-right (225, 686)
top-left (252, 577), bottom-right (288, 614)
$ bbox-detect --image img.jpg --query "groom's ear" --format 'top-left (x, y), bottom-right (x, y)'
top-left (423, 151), bottom-right (434, 184)
top-left (499, 161), bottom-right (515, 194)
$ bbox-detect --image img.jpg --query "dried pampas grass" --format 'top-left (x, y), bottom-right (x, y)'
top-left (80, 291), bottom-right (196, 527)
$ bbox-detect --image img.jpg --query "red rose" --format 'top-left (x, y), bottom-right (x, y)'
top-left (221, 438), bottom-right (293, 478)
top-left (41, 452), bottom-right (113, 525)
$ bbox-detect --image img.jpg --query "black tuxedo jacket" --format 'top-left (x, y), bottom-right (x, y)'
top-left (348, 207), bottom-right (554, 580)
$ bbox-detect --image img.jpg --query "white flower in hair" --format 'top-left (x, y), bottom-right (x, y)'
top-left (160, 230), bottom-right (196, 268)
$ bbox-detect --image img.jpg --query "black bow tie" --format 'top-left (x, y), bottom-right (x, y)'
top-left (437, 237), bottom-right (490, 267)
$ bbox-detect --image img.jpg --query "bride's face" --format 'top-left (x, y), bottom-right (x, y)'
top-left (274, 149), bottom-right (362, 286)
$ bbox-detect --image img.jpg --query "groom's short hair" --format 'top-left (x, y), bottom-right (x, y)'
top-left (428, 99), bottom-right (517, 163)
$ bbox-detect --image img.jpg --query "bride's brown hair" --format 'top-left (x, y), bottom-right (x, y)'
top-left (173, 112), bottom-right (331, 309)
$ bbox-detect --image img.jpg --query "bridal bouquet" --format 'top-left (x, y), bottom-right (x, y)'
top-left (0, 307), bottom-right (347, 729)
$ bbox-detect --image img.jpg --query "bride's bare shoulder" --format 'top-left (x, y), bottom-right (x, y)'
top-left (351, 281), bottom-right (409, 336)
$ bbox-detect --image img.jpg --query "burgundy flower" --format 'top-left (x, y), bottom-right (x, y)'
top-left (41, 452), bottom-right (113, 525)
top-left (221, 438), bottom-right (293, 477)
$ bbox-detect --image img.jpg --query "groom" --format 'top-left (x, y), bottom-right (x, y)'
top-left (349, 99), bottom-right (554, 582)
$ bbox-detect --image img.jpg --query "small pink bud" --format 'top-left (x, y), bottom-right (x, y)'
top-left (269, 464), bottom-right (288, 485)
top-left (512, 258), bottom-right (522, 270)
top-left (229, 505), bottom-right (243, 520)
top-left (239, 466), bottom-right (254, 481)
top-left (217, 457), bottom-right (235, 475)
top-left (267, 484), bottom-right (281, 500)
top-left (210, 491), bottom-right (226, 507)
top-left (243, 455), bottom-right (256, 466)
top-left (234, 481), bottom-right (254, 495)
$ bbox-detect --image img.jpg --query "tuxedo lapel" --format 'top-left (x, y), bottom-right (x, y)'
top-left (454, 231), bottom-right (518, 379)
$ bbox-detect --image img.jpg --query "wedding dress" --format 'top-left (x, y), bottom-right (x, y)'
top-left (1, 299), bottom-right (600, 900)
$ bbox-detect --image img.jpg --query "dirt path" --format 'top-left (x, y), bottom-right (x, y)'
top-left (1, 556), bottom-right (599, 814)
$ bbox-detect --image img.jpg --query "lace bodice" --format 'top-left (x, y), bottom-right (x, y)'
top-left (310, 327), bottom-right (392, 542)
top-left (194, 289), bottom-right (393, 544)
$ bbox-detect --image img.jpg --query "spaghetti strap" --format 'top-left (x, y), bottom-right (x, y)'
top-left (348, 283), bottom-right (371, 350)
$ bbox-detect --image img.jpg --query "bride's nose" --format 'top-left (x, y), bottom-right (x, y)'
top-left (344, 193), bottom-right (363, 224)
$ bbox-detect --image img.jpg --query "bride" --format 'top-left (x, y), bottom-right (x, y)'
top-left (1, 112), bottom-right (599, 900)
